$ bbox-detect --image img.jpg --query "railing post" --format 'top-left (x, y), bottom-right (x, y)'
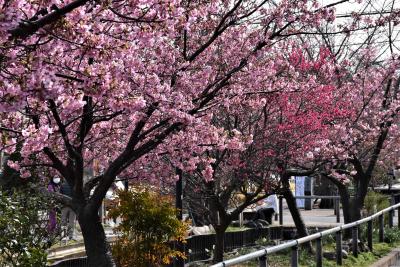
top-left (316, 237), bottom-right (322, 267)
top-left (336, 198), bottom-right (340, 223)
top-left (352, 226), bottom-right (358, 257)
top-left (398, 206), bottom-right (400, 229)
top-left (259, 255), bottom-right (267, 267)
top-left (389, 209), bottom-right (394, 228)
top-left (291, 246), bottom-right (298, 267)
top-left (334, 198), bottom-right (337, 215)
top-left (367, 220), bottom-right (373, 252)
top-left (336, 230), bottom-right (343, 265)
top-left (379, 214), bottom-right (384, 242)
top-left (279, 196), bottom-right (283, 225)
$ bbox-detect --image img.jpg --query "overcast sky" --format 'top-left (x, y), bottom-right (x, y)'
top-left (321, 0), bottom-right (400, 60)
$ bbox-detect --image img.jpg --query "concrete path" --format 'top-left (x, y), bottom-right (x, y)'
top-left (276, 208), bottom-right (344, 227)
top-left (274, 200), bottom-right (399, 228)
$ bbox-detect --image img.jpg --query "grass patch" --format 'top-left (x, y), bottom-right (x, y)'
top-left (222, 240), bottom-right (400, 267)
top-left (225, 226), bottom-right (250, 232)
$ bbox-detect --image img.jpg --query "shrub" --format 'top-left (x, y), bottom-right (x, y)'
top-left (384, 227), bottom-right (400, 243)
top-left (108, 189), bottom-right (188, 267)
top-left (364, 191), bottom-right (390, 216)
top-left (0, 188), bottom-right (61, 266)
top-left (364, 191), bottom-right (390, 224)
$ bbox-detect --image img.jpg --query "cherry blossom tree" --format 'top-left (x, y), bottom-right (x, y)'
top-left (0, 0), bottom-right (355, 265)
top-left (182, 43), bottom-right (350, 261)
top-left (182, 106), bottom-right (276, 263)
top-left (248, 44), bottom-right (351, 242)
top-left (306, 1), bottom-right (400, 226)
top-left (321, 57), bottom-right (400, 225)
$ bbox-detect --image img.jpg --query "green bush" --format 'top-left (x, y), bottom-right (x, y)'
top-left (0, 188), bottom-right (61, 266)
top-left (364, 191), bottom-right (390, 215)
top-left (384, 227), bottom-right (400, 243)
top-left (108, 189), bottom-right (188, 267)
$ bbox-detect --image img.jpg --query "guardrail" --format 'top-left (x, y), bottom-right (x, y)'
top-left (211, 202), bottom-right (400, 267)
top-left (279, 195), bottom-right (341, 224)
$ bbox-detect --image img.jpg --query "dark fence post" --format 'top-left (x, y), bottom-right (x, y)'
top-left (367, 220), bottom-right (373, 252)
top-left (291, 246), bottom-right (298, 267)
top-left (336, 198), bottom-right (340, 223)
top-left (279, 196), bottom-right (283, 225)
top-left (334, 198), bottom-right (337, 215)
top-left (316, 237), bottom-right (322, 267)
top-left (398, 206), bottom-right (400, 229)
top-left (389, 209), bottom-right (394, 228)
top-left (336, 230), bottom-right (343, 265)
top-left (352, 226), bottom-right (358, 257)
top-left (259, 255), bottom-right (267, 267)
top-left (379, 214), bottom-right (384, 242)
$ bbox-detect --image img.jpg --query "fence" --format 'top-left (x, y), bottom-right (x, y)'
top-left (211, 201), bottom-right (400, 267)
top-left (184, 227), bottom-right (273, 262)
top-left (49, 227), bottom-right (281, 266)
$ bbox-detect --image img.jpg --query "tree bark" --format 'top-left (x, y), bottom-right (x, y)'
top-left (336, 183), bottom-right (352, 238)
top-left (349, 197), bottom-right (363, 222)
top-left (282, 188), bottom-right (309, 238)
top-left (78, 207), bottom-right (116, 267)
top-left (324, 173), bottom-right (368, 238)
top-left (281, 176), bottom-right (312, 251)
top-left (337, 184), bottom-right (351, 224)
top-left (322, 174), bottom-right (353, 236)
top-left (213, 224), bottom-right (228, 263)
top-left (351, 174), bottom-right (370, 222)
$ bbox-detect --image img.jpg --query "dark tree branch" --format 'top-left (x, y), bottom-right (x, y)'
top-left (77, 96), bottom-right (94, 151)
top-left (0, 127), bottom-right (22, 134)
top-left (187, 0), bottom-right (244, 62)
top-left (42, 147), bottom-right (70, 181)
top-left (83, 174), bottom-right (103, 198)
top-left (29, 183), bottom-right (73, 207)
top-left (88, 104), bottom-right (160, 209)
top-left (9, 0), bottom-right (89, 40)
top-left (92, 110), bottom-right (124, 124)
top-left (48, 99), bottom-right (77, 158)
top-left (55, 73), bottom-right (84, 83)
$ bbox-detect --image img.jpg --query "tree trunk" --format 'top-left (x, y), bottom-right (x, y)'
top-left (337, 184), bottom-right (351, 224)
top-left (336, 183), bottom-right (352, 238)
top-left (282, 188), bottom-right (309, 238)
top-left (349, 197), bottom-right (363, 222)
top-left (349, 174), bottom-right (369, 223)
top-left (281, 175), bottom-right (312, 252)
top-left (213, 224), bottom-right (228, 263)
top-left (78, 207), bottom-right (116, 267)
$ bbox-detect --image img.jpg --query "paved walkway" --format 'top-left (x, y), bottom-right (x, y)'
top-left (276, 208), bottom-right (343, 227)
top-left (274, 200), bottom-right (399, 228)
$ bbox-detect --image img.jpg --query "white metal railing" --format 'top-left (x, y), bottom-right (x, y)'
top-left (211, 201), bottom-right (400, 267)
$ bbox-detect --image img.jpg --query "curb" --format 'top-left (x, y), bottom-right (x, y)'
top-left (370, 248), bottom-right (400, 267)
top-left (47, 235), bottom-right (118, 262)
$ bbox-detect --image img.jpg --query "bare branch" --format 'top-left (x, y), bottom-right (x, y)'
top-left (9, 0), bottom-right (89, 40)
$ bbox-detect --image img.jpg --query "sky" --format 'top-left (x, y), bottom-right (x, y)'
top-left (321, 0), bottom-right (400, 61)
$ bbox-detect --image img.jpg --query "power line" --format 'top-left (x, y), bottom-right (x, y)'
top-left (336, 10), bottom-right (398, 18)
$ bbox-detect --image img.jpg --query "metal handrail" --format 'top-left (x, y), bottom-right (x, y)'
top-left (293, 195), bottom-right (340, 199)
top-left (211, 201), bottom-right (400, 267)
